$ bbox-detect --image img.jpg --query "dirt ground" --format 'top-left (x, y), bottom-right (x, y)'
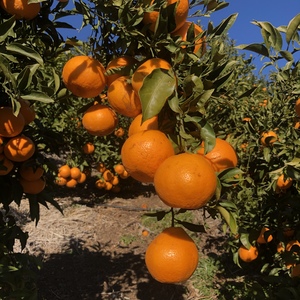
top-left (13, 178), bottom-right (227, 300)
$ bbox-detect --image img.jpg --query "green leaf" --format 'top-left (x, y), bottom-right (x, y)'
top-left (217, 205), bottom-right (238, 234)
top-left (211, 13), bottom-right (238, 37)
top-left (17, 64), bottom-right (39, 91)
top-left (253, 21), bottom-right (282, 51)
top-left (286, 13), bottom-right (300, 45)
top-left (200, 120), bottom-right (215, 153)
top-left (6, 43), bottom-right (44, 65)
top-left (279, 50), bottom-right (294, 61)
top-left (21, 92), bottom-right (54, 103)
top-left (236, 43), bottom-right (269, 57)
top-left (240, 233), bottom-right (251, 249)
top-left (0, 16), bottom-right (16, 43)
top-left (139, 68), bottom-right (177, 122)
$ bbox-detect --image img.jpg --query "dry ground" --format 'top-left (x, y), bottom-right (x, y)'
top-left (12, 179), bottom-right (228, 300)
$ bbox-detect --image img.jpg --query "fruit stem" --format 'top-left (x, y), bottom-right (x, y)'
top-left (171, 208), bottom-right (175, 227)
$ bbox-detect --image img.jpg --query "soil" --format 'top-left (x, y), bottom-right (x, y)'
top-left (13, 176), bottom-right (227, 300)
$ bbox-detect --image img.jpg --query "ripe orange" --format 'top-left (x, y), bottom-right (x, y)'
top-left (143, 0), bottom-right (189, 32)
top-left (257, 227), bottom-right (273, 244)
top-left (145, 227), bottom-right (199, 283)
top-left (82, 142), bottom-right (95, 154)
top-left (277, 242), bottom-right (285, 253)
top-left (114, 164), bottom-right (125, 175)
top-left (19, 162), bottom-right (44, 181)
top-left (119, 169), bottom-right (130, 179)
top-left (4, 135), bottom-right (35, 162)
top-left (58, 164), bottom-right (71, 178)
top-left (104, 181), bottom-right (113, 191)
top-left (62, 56), bottom-right (106, 98)
top-left (77, 172), bottom-right (86, 184)
top-left (19, 177), bottom-right (46, 194)
top-left (18, 99), bottom-right (35, 125)
top-left (105, 55), bottom-right (138, 86)
top-left (238, 245), bottom-right (259, 262)
top-left (97, 162), bottom-right (106, 174)
top-left (172, 21), bottom-right (206, 55)
top-left (102, 169), bottom-right (114, 181)
top-left (65, 178), bottom-right (77, 188)
top-left (154, 152), bottom-right (217, 209)
top-left (110, 175), bottom-right (119, 186)
top-left (0, 0), bottom-right (40, 20)
top-left (0, 106), bottom-right (25, 138)
top-left (286, 240), bottom-right (300, 252)
top-left (131, 58), bottom-right (173, 95)
top-left (70, 167), bottom-right (81, 180)
top-left (82, 104), bottom-right (118, 136)
top-left (260, 131), bottom-right (277, 147)
top-left (295, 98), bottom-right (300, 117)
top-left (276, 174), bottom-right (293, 190)
top-left (197, 138), bottom-right (238, 172)
top-left (55, 177), bottom-right (67, 186)
top-left (95, 178), bottom-right (106, 189)
top-left (128, 113), bottom-right (159, 136)
top-left (121, 130), bottom-right (175, 183)
top-left (0, 154), bottom-right (14, 175)
top-left (107, 76), bottom-right (142, 118)
top-left (0, 136), bottom-right (4, 153)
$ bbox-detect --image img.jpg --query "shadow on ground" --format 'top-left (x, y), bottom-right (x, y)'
top-left (37, 238), bottom-right (188, 300)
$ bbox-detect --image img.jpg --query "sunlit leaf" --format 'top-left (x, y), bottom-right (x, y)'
top-left (286, 13), bottom-right (300, 45)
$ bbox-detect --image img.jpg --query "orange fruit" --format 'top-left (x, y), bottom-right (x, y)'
top-left (260, 131), bottom-right (277, 147)
top-left (131, 58), bottom-right (173, 95)
top-left (172, 21), bottom-right (206, 55)
top-left (19, 177), bottom-right (46, 194)
top-left (18, 99), bottom-right (35, 125)
top-left (128, 113), bottom-right (159, 136)
top-left (82, 142), bottom-right (95, 154)
top-left (114, 127), bottom-right (125, 137)
top-left (121, 130), bottom-right (175, 183)
top-left (119, 169), bottom-right (130, 179)
top-left (276, 174), bottom-right (293, 190)
top-left (114, 164), bottom-right (125, 175)
top-left (295, 98), bottom-right (300, 117)
top-left (97, 162), bottom-right (106, 174)
top-left (70, 167), bottom-right (81, 180)
top-left (19, 162), bottom-right (44, 181)
top-left (143, 0), bottom-right (189, 32)
top-left (294, 121), bottom-right (300, 129)
top-left (277, 242), bottom-right (285, 253)
top-left (286, 240), bottom-right (300, 252)
top-left (110, 175), bottom-right (119, 186)
top-left (58, 164), bottom-right (71, 178)
top-left (55, 176), bottom-right (67, 186)
top-left (142, 229), bottom-right (149, 237)
top-left (0, 106), bottom-right (25, 138)
top-left (0, 136), bottom-right (4, 153)
top-left (242, 117), bottom-right (252, 122)
top-left (65, 178), bottom-right (77, 188)
top-left (0, 154), bottom-right (14, 175)
top-left (238, 245), bottom-right (259, 262)
top-left (145, 227), bottom-right (199, 283)
top-left (107, 76), bottom-right (142, 118)
top-left (197, 138), bottom-right (238, 172)
top-left (82, 104), bottom-right (118, 136)
top-left (102, 169), bottom-right (114, 181)
top-left (77, 172), bottom-right (86, 184)
top-left (0, 0), bottom-right (40, 20)
top-left (105, 55), bottom-right (138, 86)
top-left (154, 152), bottom-right (217, 209)
top-left (95, 178), bottom-right (106, 189)
top-left (104, 181), bottom-right (113, 191)
top-left (62, 56), bottom-right (106, 98)
top-left (4, 135), bottom-right (35, 162)
top-left (257, 227), bottom-right (273, 244)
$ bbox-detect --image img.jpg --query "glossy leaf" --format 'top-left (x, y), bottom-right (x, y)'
top-left (217, 205), bottom-right (238, 234)
top-left (139, 68), bottom-right (177, 122)
top-left (6, 43), bottom-right (44, 65)
top-left (286, 13), bottom-right (300, 45)
top-left (0, 16), bottom-right (15, 43)
top-left (236, 43), bottom-right (269, 57)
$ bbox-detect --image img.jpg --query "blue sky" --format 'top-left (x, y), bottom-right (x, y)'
top-left (59, 1), bottom-right (300, 72)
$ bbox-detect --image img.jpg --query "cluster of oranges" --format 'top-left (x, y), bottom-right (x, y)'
top-left (0, 99), bottom-right (45, 195)
top-left (95, 163), bottom-right (129, 193)
top-left (0, 0), bottom-right (41, 20)
top-left (55, 164), bottom-right (86, 188)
